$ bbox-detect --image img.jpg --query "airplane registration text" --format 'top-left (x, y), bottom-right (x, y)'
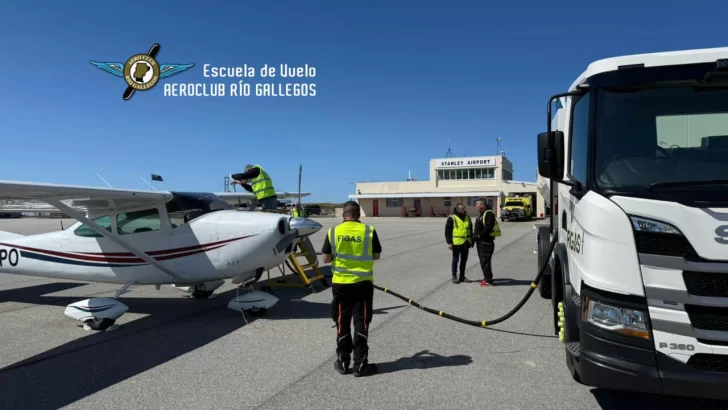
top-left (0, 248), bottom-right (19, 267)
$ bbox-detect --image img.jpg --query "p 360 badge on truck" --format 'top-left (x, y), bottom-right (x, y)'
top-left (659, 342), bottom-right (695, 351)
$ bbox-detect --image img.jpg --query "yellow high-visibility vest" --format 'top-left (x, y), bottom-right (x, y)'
top-left (291, 208), bottom-right (300, 217)
top-left (449, 214), bottom-right (472, 245)
top-left (483, 209), bottom-right (502, 237)
top-left (250, 164), bottom-right (276, 200)
top-left (328, 221), bottom-right (375, 284)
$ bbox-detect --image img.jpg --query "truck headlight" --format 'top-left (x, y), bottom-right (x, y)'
top-left (584, 296), bottom-right (650, 340)
top-left (629, 216), bottom-right (681, 235)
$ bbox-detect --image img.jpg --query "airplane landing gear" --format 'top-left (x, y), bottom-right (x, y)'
top-left (172, 279), bottom-right (225, 299)
top-left (64, 297), bottom-right (129, 332)
top-left (192, 289), bottom-right (214, 299)
top-left (84, 317), bottom-right (118, 332)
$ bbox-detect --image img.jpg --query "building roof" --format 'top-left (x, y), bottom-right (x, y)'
top-left (502, 180), bottom-right (537, 187)
top-left (349, 191), bottom-right (501, 199)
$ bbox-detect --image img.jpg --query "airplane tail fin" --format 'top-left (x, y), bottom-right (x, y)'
top-left (0, 230), bottom-right (24, 240)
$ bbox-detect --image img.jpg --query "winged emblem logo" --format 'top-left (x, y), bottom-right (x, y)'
top-left (90, 43), bottom-right (194, 101)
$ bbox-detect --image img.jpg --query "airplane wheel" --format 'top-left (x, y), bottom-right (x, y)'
top-left (192, 290), bottom-right (214, 299)
top-left (85, 318), bottom-right (115, 331)
top-left (248, 307), bottom-right (267, 316)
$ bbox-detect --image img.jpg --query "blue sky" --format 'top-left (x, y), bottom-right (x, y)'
top-left (1, 0), bottom-right (726, 202)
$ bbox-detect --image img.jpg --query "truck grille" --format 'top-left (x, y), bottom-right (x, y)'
top-left (685, 305), bottom-right (728, 331)
top-left (687, 353), bottom-right (728, 373)
top-left (684, 271), bottom-right (728, 298)
top-left (634, 232), bottom-right (698, 258)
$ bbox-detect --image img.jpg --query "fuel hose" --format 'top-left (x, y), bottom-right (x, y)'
top-left (373, 233), bottom-right (558, 328)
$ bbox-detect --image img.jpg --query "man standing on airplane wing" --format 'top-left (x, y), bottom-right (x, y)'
top-left (231, 164), bottom-right (278, 211)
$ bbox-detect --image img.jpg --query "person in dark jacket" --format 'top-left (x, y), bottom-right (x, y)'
top-left (445, 203), bottom-right (474, 284)
top-left (473, 198), bottom-right (501, 286)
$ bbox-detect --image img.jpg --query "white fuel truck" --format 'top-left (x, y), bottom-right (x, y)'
top-left (535, 47), bottom-right (728, 400)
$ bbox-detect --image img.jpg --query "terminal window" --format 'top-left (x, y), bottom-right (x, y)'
top-left (386, 198), bottom-right (402, 208)
top-left (437, 168), bottom-right (495, 181)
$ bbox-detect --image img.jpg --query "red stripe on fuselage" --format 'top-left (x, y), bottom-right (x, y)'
top-left (75, 236), bottom-right (252, 256)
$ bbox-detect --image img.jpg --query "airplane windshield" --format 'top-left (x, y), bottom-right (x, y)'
top-left (166, 192), bottom-right (231, 227)
top-left (166, 192), bottom-right (232, 213)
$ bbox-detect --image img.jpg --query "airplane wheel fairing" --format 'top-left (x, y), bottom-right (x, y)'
top-left (64, 298), bottom-right (128, 331)
top-left (227, 290), bottom-right (278, 313)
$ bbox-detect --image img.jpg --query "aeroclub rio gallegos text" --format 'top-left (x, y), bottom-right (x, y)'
top-left (163, 63), bottom-right (317, 97)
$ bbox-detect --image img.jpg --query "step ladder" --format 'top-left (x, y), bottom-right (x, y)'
top-left (263, 236), bottom-right (329, 293)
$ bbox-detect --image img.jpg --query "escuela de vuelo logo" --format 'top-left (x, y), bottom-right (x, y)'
top-left (162, 63), bottom-right (317, 98)
top-left (90, 43), bottom-right (194, 101)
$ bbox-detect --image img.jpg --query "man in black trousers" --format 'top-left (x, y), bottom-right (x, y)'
top-left (473, 198), bottom-right (501, 286)
top-left (445, 203), bottom-right (474, 283)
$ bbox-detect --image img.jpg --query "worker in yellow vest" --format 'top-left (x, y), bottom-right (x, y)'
top-left (321, 201), bottom-right (381, 377)
top-left (230, 164), bottom-right (277, 211)
top-left (474, 198), bottom-right (502, 286)
top-left (290, 204), bottom-right (305, 217)
top-left (445, 203), bottom-right (473, 284)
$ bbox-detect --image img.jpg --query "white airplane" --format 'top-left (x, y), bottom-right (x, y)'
top-left (0, 179), bottom-right (323, 331)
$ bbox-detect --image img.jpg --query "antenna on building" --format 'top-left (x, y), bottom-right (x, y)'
top-left (445, 137), bottom-right (453, 158)
top-left (496, 137), bottom-right (505, 156)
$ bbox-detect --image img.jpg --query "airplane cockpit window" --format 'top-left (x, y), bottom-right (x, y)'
top-left (168, 208), bottom-right (204, 227)
top-left (165, 192), bottom-right (231, 228)
top-left (74, 215), bottom-right (113, 238)
top-left (116, 208), bottom-right (162, 235)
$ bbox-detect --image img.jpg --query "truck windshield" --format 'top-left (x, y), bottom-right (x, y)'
top-left (594, 85), bottom-right (728, 192)
top-left (505, 201), bottom-right (524, 207)
top-left (594, 86), bottom-right (728, 191)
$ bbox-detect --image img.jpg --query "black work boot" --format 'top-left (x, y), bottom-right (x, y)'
top-left (334, 358), bottom-right (349, 375)
top-left (451, 277), bottom-right (459, 284)
top-left (353, 361), bottom-right (378, 377)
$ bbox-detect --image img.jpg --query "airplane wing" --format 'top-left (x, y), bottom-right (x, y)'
top-left (0, 180), bottom-right (172, 214)
top-left (215, 191), bottom-right (311, 205)
top-left (0, 180), bottom-right (180, 279)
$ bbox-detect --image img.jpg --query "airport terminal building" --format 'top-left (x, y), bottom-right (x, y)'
top-left (349, 155), bottom-right (546, 218)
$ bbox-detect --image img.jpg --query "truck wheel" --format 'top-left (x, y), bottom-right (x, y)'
top-left (537, 226), bottom-right (552, 299)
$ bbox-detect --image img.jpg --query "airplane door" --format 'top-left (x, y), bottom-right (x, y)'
top-left (373, 200), bottom-right (379, 217)
top-left (168, 212), bottom-right (221, 279)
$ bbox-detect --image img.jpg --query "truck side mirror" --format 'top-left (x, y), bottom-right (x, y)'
top-left (537, 131), bottom-right (564, 180)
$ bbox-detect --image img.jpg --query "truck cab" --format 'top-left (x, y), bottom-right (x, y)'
top-left (535, 47), bottom-right (728, 400)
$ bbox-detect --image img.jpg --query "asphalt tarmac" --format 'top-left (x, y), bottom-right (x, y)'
top-left (0, 216), bottom-right (726, 409)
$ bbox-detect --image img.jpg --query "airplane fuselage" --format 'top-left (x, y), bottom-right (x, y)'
top-left (0, 209), bottom-right (299, 285)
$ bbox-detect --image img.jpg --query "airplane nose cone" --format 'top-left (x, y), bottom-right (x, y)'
top-left (290, 217), bottom-right (322, 237)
